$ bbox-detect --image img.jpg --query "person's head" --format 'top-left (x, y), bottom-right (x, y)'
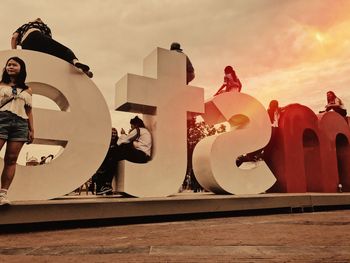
top-left (110, 127), bottom-right (118, 145)
top-left (268, 100), bottom-right (279, 111)
top-left (224, 65), bottom-right (237, 78)
top-left (170, 42), bottom-right (182, 51)
top-left (111, 127), bottom-right (117, 139)
top-left (111, 127), bottom-right (117, 137)
top-left (1, 57), bottom-right (28, 89)
top-left (130, 116), bottom-right (145, 128)
top-left (224, 66), bottom-right (234, 74)
top-left (327, 91), bottom-right (336, 102)
top-left (32, 18), bottom-right (43, 23)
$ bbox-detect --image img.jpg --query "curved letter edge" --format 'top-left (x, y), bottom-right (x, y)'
top-left (0, 50), bottom-right (111, 201)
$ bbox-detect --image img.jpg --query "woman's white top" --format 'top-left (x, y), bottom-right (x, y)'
top-left (117, 127), bottom-right (152, 156)
top-left (0, 85), bottom-right (32, 119)
top-left (224, 73), bottom-right (241, 92)
top-left (272, 110), bottom-right (280, 127)
top-left (334, 97), bottom-right (345, 109)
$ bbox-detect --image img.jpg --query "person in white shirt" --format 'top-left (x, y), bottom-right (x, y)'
top-left (94, 116), bottom-right (152, 195)
top-left (214, 65), bottom-right (242, 96)
top-left (0, 57), bottom-right (34, 205)
top-left (324, 91), bottom-right (347, 117)
top-left (116, 116), bottom-right (152, 160)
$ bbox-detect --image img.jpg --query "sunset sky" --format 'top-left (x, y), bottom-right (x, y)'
top-left (0, 0), bottom-right (350, 160)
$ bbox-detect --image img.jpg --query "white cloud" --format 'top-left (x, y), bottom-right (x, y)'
top-left (245, 55), bottom-right (350, 111)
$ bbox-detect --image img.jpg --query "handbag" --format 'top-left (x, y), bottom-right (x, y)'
top-left (0, 86), bottom-right (25, 109)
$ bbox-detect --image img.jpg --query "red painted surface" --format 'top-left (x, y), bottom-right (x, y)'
top-left (265, 104), bottom-right (349, 193)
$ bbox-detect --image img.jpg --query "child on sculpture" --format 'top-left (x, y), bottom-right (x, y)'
top-left (94, 116), bottom-right (152, 195)
top-left (214, 65), bottom-right (242, 96)
top-left (267, 100), bottom-right (283, 127)
top-left (11, 18), bottom-right (93, 78)
top-left (0, 57), bottom-right (34, 205)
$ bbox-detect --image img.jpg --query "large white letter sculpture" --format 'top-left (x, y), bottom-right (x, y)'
top-left (115, 48), bottom-right (204, 197)
top-left (193, 92), bottom-right (276, 194)
top-left (0, 50), bottom-right (111, 201)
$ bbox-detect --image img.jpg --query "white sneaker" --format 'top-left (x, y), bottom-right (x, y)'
top-left (96, 186), bottom-right (113, 195)
top-left (0, 193), bottom-right (10, 206)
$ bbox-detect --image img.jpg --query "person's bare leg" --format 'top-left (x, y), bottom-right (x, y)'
top-left (1, 141), bottom-right (25, 190)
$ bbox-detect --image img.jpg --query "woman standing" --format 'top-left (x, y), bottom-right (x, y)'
top-left (0, 57), bottom-right (34, 205)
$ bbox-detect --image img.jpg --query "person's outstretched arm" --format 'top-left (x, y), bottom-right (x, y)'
top-left (11, 32), bottom-right (19, 49)
top-left (214, 84), bottom-right (226, 96)
top-left (117, 128), bottom-right (139, 145)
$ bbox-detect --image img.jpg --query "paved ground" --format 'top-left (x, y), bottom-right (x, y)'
top-left (0, 210), bottom-right (350, 262)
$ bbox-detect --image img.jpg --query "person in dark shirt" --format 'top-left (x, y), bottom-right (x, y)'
top-left (11, 18), bottom-right (93, 78)
top-left (170, 42), bottom-right (195, 84)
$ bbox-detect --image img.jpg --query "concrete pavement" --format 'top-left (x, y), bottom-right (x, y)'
top-left (1, 209), bottom-right (350, 262)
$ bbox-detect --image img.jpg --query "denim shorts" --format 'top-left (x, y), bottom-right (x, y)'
top-left (0, 111), bottom-right (29, 142)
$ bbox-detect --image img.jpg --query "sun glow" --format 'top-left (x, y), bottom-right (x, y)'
top-left (315, 32), bottom-right (325, 43)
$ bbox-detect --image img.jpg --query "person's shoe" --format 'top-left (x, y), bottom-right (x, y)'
top-left (96, 185), bottom-right (113, 195)
top-left (0, 193), bottom-right (10, 206)
top-left (74, 62), bottom-right (93, 78)
top-left (84, 70), bottom-right (93, 78)
top-left (236, 155), bottom-right (245, 167)
top-left (74, 62), bottom-right (90, 72)
top-left (88, 182), bottom-right (95, 195)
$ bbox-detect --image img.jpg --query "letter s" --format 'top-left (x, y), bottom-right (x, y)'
top-left (192, 92), bottom-right (276, 194)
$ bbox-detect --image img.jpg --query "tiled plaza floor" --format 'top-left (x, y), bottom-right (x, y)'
top-left (1, 210), bottom-right (350, 262)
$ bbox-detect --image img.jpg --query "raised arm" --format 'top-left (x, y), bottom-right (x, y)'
top-left (11, 32), bottom-right (19, 49)
top-left (214, 84), bottom-right (226, 96)
top-left (117, 128), bottom-right (139, 145)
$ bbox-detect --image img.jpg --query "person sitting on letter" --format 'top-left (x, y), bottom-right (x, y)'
top-left (214, 65), bottom-right (242, 96)
top-left (170, 42), bottom-right (195, 84)
top-left (321, 91), bottom-right (347, 117)
top-left (94, 116), bottom-right (152, 195)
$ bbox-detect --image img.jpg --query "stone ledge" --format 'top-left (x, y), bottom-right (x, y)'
top-left (1, 193), bottom-right (349, 226)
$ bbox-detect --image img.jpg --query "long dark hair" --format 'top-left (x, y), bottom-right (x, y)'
top-left (1, 57), bottom-right (28, 89)
top-left (224, 65), bottom-right (238, 80)
top-left (130, 116), bottom-right (145, 140)
top-left (130, 116), bottom-right (145, 128)
top-left (327, 91), bottom-right (336, 103)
